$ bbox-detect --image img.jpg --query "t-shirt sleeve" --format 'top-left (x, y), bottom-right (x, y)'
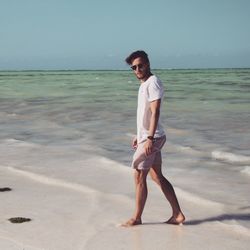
top-left (147, 79), bottom-right (164, 102)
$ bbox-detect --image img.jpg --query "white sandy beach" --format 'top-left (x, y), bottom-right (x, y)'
top-left (1, 153), bottom-right (249, 250)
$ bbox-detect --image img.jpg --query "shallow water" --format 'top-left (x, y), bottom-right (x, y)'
top-left (0, 69), bottom-right (250, 231)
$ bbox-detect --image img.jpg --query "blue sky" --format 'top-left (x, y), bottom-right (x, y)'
top-left (1, 0), bottom-right (250, 69)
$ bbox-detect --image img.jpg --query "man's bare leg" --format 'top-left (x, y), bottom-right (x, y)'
top-left (150, 165), bottom-right (185, 225)
top-left (122, 169), bottom-right (149, 227)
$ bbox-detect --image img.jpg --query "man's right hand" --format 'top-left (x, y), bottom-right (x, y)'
top-left (132, 137), bottom-right (138, 149)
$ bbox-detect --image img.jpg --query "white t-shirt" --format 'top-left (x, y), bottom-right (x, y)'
top-left (137, 75), bottom-right (165, 143)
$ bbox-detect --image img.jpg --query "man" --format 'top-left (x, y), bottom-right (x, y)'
top-left (122, 50), bottom-right (185, 227)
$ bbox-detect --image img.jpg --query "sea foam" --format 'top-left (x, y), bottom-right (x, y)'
top-left (212, 150), bottom-right (250, 163)
top-left (3, 138), bottom-right (39, 148)
top-left (240, 166), bottom-right (250, 176)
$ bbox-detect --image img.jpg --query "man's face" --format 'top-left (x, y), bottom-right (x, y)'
top-left (131, 57), bottom-right (150, 81)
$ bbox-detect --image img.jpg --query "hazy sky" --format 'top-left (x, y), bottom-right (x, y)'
top-left (1, 0), bottom-right (250, 69)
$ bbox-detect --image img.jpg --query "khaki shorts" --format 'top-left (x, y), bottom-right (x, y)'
top-left (131, 135), bottom-right (166, 170)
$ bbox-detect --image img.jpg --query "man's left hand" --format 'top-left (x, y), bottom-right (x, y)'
top-left (144, 139), bottom-right (153, 156)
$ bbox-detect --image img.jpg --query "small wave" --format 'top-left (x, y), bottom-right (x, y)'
top-left (167, 127), bottom-right (189, 135)
top-left (166, 142), bottom-right (204, 156)
top-left (175, 145), bottom-right (197, 153)
top-left (212, 150), bottom-right (250, 163)
top-left (99, 157), bottom-right (131, 173)
top-left (3, 138), bottom-right (39, 148)
top-left (0, 111), bottom-right (18, 117)
top-left (241, 166), bottom-right (250, 176)
top-left (7, 113), bottom-right (17, 117)
top-left (125, 133), bottom-right (136, 138)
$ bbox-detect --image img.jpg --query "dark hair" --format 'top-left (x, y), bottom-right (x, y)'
top-left (125, 50), bottom-right (150, 65)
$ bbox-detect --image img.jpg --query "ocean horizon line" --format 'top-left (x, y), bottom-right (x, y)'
top-left (0, 67), bottom-right (250, 72)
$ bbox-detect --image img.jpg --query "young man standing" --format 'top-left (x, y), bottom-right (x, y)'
top-left (122, 50), bottom-right (185, 227)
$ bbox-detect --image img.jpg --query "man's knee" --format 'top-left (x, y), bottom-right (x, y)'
top-left (134, 170), bottom-right (148, 185)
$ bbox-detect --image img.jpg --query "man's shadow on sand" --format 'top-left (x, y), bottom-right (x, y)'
top-left (143, 213), bottom-right (250, 226)
top-left (183, 213), bottom-right (250, 225)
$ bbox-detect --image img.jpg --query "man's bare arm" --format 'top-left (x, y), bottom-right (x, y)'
top-left (144, 99), bottom-right (161, 155)
top-left (148, 99), bottom-right (161, 137)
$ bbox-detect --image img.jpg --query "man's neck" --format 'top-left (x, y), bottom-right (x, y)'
top-left (140, 72), bottom-right (153, 83)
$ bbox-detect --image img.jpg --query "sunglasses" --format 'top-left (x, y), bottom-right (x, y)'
top-left (131, 63), bottom-right (144, 71)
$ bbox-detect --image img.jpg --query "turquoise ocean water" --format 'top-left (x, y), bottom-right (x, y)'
top-left (0, 69), bottom-right (250, 229)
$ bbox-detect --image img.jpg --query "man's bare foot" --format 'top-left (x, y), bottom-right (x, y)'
top-left (121, 218), bottom-right (142, 227)
top-left (165, 212), bottom-right (185, 225)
